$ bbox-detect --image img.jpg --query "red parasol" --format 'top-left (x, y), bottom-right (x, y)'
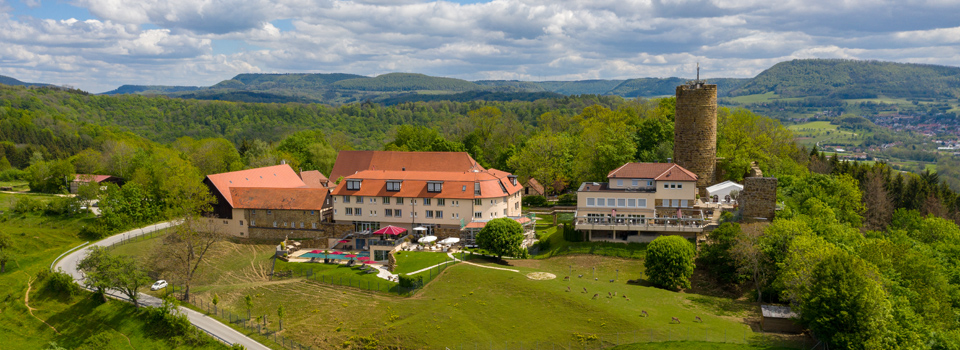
top-left (339, 240), bottom-right (350, 243)
top-left (373, 225), bottom-right (407, 235)
top-left (332, 251), bottom-right (343, 254)
top-left (309, 250), bottom-right (322, 254)
top-left (344, 254), bottom-right (358, 258)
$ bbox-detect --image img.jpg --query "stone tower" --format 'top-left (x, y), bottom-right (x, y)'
top-left (674, 80), bottom-right (717, 196)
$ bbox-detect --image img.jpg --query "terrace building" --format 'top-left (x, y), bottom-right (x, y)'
top-left (574, 162), bottom-right (706, 243)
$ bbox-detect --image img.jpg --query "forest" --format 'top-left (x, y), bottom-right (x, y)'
top-left (2, 82), bottom-right (960, 349)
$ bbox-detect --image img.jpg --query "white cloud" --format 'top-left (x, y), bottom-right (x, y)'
top-left (0, 0), bottom-right (958, 92)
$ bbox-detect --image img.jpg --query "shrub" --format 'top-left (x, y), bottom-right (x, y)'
top-left (79, 224), bottom-right (110, 240)
top-left (0, 168), bottom-right (26, 181)
top-left (12, 196), bottom-right (43, 214)
top-left (558, 193), bottom-right (577, 206)
top-left (43, 269), bottom-right (81, 296)
top-left (476, 217), bottom-right (525, 261)
top-left (644, 236), bottom-right (696, 289)
top-left (522, 195), bottom-right (548, 207)
top-left (44, 196), bottom-right (82, 216)
top-left (398, 275), bottom-right (423, 289)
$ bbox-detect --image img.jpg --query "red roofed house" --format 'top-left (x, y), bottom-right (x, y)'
top-left (70, 174), bottom-right (124, 194)
top-left (330, 155), bottom-right (528, 254)
top-left (203, 164), bottom-right (332, 239)
top-left (575, 162), bottom-right (706, 243)
top-left (522, 178), bottom-right (545, 196)
top-left (328, 150), bottom-right (484, 183)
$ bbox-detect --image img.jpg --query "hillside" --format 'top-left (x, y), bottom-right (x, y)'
top-left (102, 85), bottom-right (201, 95)
top-left (0, 75), bottom-right (51, 87)
top-left (729, 59), bottom-right (960, 99)
top-left (330, 73), bottom-right (483, 92)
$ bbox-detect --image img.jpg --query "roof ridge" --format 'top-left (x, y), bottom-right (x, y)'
top-left (607, 163), bottom-right (631, 178)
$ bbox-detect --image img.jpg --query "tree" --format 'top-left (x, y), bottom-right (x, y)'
top-left (244, 294), bottom-right (254, 322)
top-left (862, 169), bottom-right (893, 232)
top-left (212, 293), bottom-right (220, 313)
top-left (25, 158), bottom-right (75, 193)
top-left (798, 253), bottom-right (893, 349)
top-left (157, 217), bottom-right (225, 301)
top-left (0, 232), bottom-right (12, 273)
top-left (697, 223), bottom-right (744, 284)
top-left (644, 235), bottom-right (696, 290)
top-left (111, 255), bottom-right (151, 308)
top-left (476, 218), bottom-right (525, 262)
top-left (277, 304), bottom-right (285, 331)
top-left (77, 246), bottom-right (115, 302)
top-left (507, 131), bottom-right (574, 194)
top-left (732, 223), bottom-right (774, 302)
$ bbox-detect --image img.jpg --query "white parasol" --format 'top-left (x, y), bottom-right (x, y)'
top-left (418, 235), bottom-right (437, 243)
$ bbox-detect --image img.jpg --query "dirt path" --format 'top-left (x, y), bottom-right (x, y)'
top-left (21, 273), bottom-right (61, 335)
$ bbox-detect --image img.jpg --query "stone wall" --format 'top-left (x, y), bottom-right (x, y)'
top-left (740, 177), bottom-right (777, 221)
top-left (674, 83), bottom-right (717, 196)
top-left (246, 207), bottom-right (350, 242)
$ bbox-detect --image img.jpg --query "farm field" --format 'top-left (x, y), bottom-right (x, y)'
top-left (110, 228), bottom-right (806, 350)
top-left (787, 121), bottom-right (866, 148)
top-left (0, 192), bottom-right (226, 350)
top-left (726, 92), bottom-right (802, 104)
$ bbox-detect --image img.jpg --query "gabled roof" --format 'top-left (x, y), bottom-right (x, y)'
top-left (706, 180), bottom-right (743, 193)
top-left (607, 163), bottom-right (698, 182)
top-left (299, 170), bottom-right (329, 188)
top-left (205, 164), bottom-right (306, 207)
top-left (328, 151), bottom-right (484, 182)
top-left (331, 168), bottom-right (522, 199)
top-left (231, 187), bottom-right (328, 210)
top-left (74, 174), bottom-right (119, 183)
top-left (524, 178), bottom-right (545, 195)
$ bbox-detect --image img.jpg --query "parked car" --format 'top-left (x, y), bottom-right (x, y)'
top-left (150, 280), bottom-right (168, 291)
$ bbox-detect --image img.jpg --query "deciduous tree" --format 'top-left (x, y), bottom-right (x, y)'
top-left (476, 218), bottom-right (525, 262)
top-left (644, 235), bottom-right (696, 290)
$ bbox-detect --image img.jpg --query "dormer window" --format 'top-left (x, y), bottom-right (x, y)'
top-left (427, 181), bottom-right (443, 193)
top-left (386, 181), bottom-right (402, 192)
top-left (508, 175), bottom-right (517, 186)
top-left (474, 182), bottom-right (481, 195)
top-left (346, 180), bottom-right (361, 190)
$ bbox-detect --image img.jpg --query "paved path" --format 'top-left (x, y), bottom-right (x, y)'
top-left (54, 221), bottom-right (271, 350)
top-left (446, 252), bottom-right (520, 272)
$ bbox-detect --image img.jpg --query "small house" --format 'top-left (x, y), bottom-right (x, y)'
top-left (70, 174), bottom-right (124, 194)
top-left (523, 178), bottom-right (545, 197)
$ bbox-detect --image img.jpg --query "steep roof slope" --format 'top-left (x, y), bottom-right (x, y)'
top-left (328, 151), bottom-right (483, 182)
top-left (205, 164), bottom-right (306, 206)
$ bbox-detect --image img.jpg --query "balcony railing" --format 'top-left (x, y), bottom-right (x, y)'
top-left (574, 216), bottom-right (705, 231)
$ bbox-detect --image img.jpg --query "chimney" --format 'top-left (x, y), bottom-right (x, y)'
top-left (667, 158), bottom-right (672, 163)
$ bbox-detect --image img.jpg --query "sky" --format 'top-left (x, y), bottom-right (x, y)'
top-left (1, 0), bottom-right (959, 93)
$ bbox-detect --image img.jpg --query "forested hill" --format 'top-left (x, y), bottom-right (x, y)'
top-left (101, 85), bottom-right (201, 95)
top-left (728, 59), bottom-right (960, 99)
top-left (0, 75), bottom-right (51, 87)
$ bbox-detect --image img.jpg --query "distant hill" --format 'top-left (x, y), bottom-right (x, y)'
top-left (729, 59), bottom-right (960, 99)
top-left (0, 75), bottom-right (51, 87)
top-left (373, 90), bottom-right (565, 105)
top-left (100, 59), bottom-right (960, 104)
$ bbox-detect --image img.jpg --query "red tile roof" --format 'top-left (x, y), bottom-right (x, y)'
top-left (73, 174), bottom-right (117, 183)
top-left (230, 187), bottom-right (328, 210)
top-left (299, 170), bottom-right (329, 188)
top-left (331, 168), bottom-right (522, 199)
top-left (524, 178), bottom-right (545, 195)
top-left (607, 163), bottom-right (698, 182)
top-left (463, 217), bottom-right (532, 229)
top-left (328, 151), bottom-right (484, 182)
top-left (205, 164), bottom-right (306, 207)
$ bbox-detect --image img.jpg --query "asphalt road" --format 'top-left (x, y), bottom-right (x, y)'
top-left (54, 221), bottom-right (271, 350)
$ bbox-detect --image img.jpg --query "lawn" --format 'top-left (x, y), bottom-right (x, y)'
top-left (788, 121), bottom-right (865, 148)
top-left (0, 180), bottom-right (29, 191)
top-left (533, 221), bottom-right (648, 260)
top-left (0, 192), bottom-right (226, 349)
top-left (393, 251), bottom-right (454, 275)
top-left (611, 341), bottom-right (799, 350)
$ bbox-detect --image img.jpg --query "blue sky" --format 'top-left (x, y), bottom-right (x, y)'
top-left (1, 0), bottom-right (959, 93)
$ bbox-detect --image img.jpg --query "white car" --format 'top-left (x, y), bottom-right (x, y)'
top-left (150, 280), bottom-right (168, 291)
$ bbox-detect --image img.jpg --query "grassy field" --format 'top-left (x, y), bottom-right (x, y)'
top-left (727, 92), bottom-right (803, 104)
top-left (392, 251), bottom-right (453, 275)
top-left (787, 121), bottom-right (866, 147)
top-left (611, 341), bottom-right (798, 350)
top-left (0, 192), bottom-right (226, 350)
top-left (121, 233), bottom-right (804, 349)
top-left (0, 180), bottom-right (29, 191)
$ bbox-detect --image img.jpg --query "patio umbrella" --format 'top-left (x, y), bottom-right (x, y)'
top-left (413, 226), bottom-right (428, 231)
top-left (344, 254), bottom-right (358, 259)
top-left (309, 249), bottom-right (323, 254)
top-left (374, 225), bottom-right (407, 235)
top-left (418, 236), bottom-right (437, 243)
top-left (332, 251), bottom-right (343, 255)
top-left (438, 237), bottom-right (460, 245)
top-left (339, 239), bottom-right (350, 243)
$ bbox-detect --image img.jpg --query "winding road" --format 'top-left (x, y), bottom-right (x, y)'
top-left (54, 221), bottom-right (271, 350)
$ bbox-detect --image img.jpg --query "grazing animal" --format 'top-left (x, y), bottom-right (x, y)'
top-left (695, 316), bottom-right (703, 323)
top-left (594, 277), bottom-right (598, 281)
top-left (671, 317), bottom-right (681, 324)
top-left (563, 276), bottom-right (570, 281)
top-left (578, 274), bottom-right (583, 278)
top-left (566, 286), bottom-right (571, 292)
top-left (613, 292), bottom-right (617, 297)
top-left (610, 279), bottom-right (615, 283)
top-left (582, 287), bottom-right (588, 293)
top-left (592, 293), bottom-right (599, 299)
top-left (640, 310), bottom-right (648, 317)
top-left (625, 298), bottom-right (630, 301)
top-left (607, 292), bottom-right (612, 298)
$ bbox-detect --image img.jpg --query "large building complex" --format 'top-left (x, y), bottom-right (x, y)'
top-left (574, 162), bottom-right (706, 243)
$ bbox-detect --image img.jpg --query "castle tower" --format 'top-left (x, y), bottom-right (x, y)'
top-left (674, 79), bottom-right (717, 196)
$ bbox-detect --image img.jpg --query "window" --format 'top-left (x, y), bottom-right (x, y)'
top-left (369, 197), bottom-right (376, 204)
top-left (498, 181), bottom-right (508, 194)
top-left (385, 209), bottom-right (393, 217)
top-left (474, 183), bottom-right (481, 195)
top-left (310, 210), bottom-right (315, 215)
top-left (343, 196), bottom-right (350, 203)
top-left (300, 222), bottom-right (304, 228)
top-left (681, 200), bottom-right (688, 207)
top-left (386, 181), bottom-right (401, 191)
top-left (251, 210), bottom-right (256, 215)
top-left (312, 223), bottom-right (317, 229)
top-left (617, 179), bottom-right (623, 187)
top-left (395, 209), bottom-right (402, 217)
top-left (647, 180), bottom-right (653, 186)
top-left (357, 196), bottom-right (364, 203)
top-left (251, 220), bottom-right (256, 226)
top-left (427, 182), bottom-right (443, 192)
top-left (628, 199), bottom-right (636, 207)
top-left (672, 199), bottom-right (679, 207)
top-left (462, 185), bottom-right (467, 191)
top-left (631, 179), bottom-right (638, 187)
top-left (503, 209), bottom-right (507, 215)
top-left (437, 198), bottom-right (445, 206)
top-left (273, 221), bottom-right (277, 227)
top-left (423, 198), bottom-right (432, 205)
top-left (239, 220), bottom-right (244, 225)
top-left (677, 183), bottom-right (683, 189)
top-left (426, 210), bottom-right (434, 218)
top-left (382, 197), bottom-right (390, 204)
top-left (453, 213), bottom-right (459, 218)
top-left (587, 198), bottom-right (595, 206)
top-left (436, 211), bottom-right (443, 219)
top-left (663, 183), bottom-right (669, 189)
top-left (396, 197), bottom-right (404, 205)
top-left (638, 199), bottom-right (647, 208)
top-left (346, 180), bottom-right (361, 190)
top-left (510, 176), bottom-right (517, 186)
top-left (618, 198), bottom-right (626, 207)
top-left (474, 198), bottom-right (482, 205)
top-left (267, 210), bottom-right (272, 215)
top-left (670, 183), bottom-right (676, 189)
top-left (346, 208), bottom-right (353, 216)
top-left (355, 208), bottom-right (362, 216)
top-left (474, 212), bottom-right (482, 219)
top-left (223, 220), bottom-right (228, 224)
top-left (607, 198), bottom-right (615, 207)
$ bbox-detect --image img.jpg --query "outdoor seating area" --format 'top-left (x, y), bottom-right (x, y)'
top-left (402, 236), bottom-right (460, 252)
